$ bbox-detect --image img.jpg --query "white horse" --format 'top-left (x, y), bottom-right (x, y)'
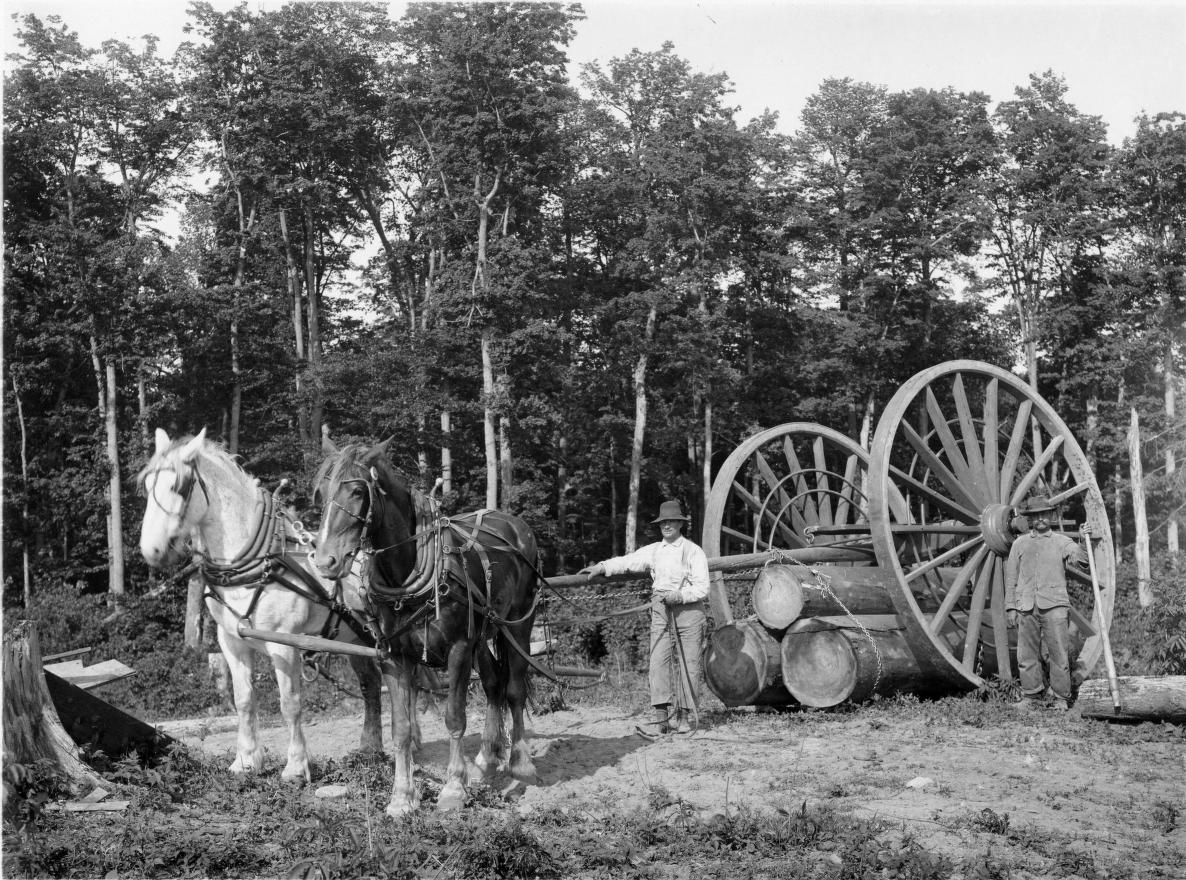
top-left (139, 427), bottom-right (387, 782)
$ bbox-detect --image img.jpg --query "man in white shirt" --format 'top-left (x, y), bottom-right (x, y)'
top-left (580, 500), bottom-right (710, 734)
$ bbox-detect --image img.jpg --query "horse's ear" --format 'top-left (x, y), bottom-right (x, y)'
top-left (154, 428), bottom-right (171, 456)
top-left (321, 424), bottom-right (338, 455)
top-left (180, 427), bottom-right (206, 463)
top-left (378, 436), bottom-right (394, 456)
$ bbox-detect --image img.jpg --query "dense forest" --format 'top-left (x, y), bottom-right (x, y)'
top-left (3, 2), bottom-right (1183, 606)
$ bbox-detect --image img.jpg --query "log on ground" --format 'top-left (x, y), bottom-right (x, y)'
top-left (703, 618), bottom-right (792, 707)
top-left (781, 620), bottom-right (950, 708)
top-left (1077, 675), bottom-right (1186, 724)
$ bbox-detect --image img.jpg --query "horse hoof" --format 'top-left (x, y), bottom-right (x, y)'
top-left (437, 787), bottom-right (466, 812)
top-left (385, 801), bottom-right (415, 819)
top-left (511, 766), bottom-right (537, 785)
top-left (281, 764), bottom-right (310, 784)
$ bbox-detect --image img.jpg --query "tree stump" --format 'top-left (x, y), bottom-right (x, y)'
top-left (3, 620), bottom-right (102, 796)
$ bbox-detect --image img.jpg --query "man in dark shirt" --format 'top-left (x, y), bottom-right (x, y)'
top-left (1004, 495), bottom-right (1091, 709)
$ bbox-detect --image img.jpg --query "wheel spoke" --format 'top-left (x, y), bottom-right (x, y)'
top-left (952, 373), bottom-right (988, 500)
top-left (961, 556), bottom-right (995, 671)
top-left (888, 464), bottom-right (980, 522)
top-left (835, 452), bottom-right (861, 526)
top-left (999, 398), bottom-right (1033, 498)
top-left (925, 387), bottom-right (981, 503)
top-left (813, 436), bottom-right (834, 525)
top-left (732, 476), bottom-right (806, 548)
top-left (989, 559), bottom-right (1011, 677)
top-left (721, 523), bottom-right (772, 552)
top-left (1046, 481), bottom-right (1091, 507)
top-left (1007, 436), bottom-right (1066, 506)
top-left (982, 378), bottom-right (1000, 503)
top-left (929, 544), bottom-right (990, 635)
top-left (780, 440), bottom-right (820, 526)
top-left (904, 534), bottom-right (984, 583)
top-left (901, 421), bottom-right (982, 514)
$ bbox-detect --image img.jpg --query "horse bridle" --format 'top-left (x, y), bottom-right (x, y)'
top-left (143, 459), bottom-right (209, 559)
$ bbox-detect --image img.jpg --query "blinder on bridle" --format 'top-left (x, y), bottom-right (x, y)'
top-left (142, 458), bottom-right (208, 560)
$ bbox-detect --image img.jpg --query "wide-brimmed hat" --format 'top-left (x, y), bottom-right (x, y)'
top-left (1018, 495), bottom-right (1058, 514)
top-left (650, 500), bottom-right (691, 524)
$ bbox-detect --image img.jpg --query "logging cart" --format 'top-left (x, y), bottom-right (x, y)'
top-left (696, 360), bottom-right (1115, 709)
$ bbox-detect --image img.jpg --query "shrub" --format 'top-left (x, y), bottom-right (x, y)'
top-left (1110, 551), bottom-right (1186, 675)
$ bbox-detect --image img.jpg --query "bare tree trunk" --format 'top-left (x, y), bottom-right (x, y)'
top-left (482, 329), bottom-right (498, 508)
top-left (703, 399), bottom-right (713, 524)
top-left (441, 411), bottom-right (452, 495)
top-left (858, 390), bottom-right (876, 451)
top-left (1167, 344), bottom-right (1179, 555)
top-left (303, 204), bottom-right (323, 441)
top-left (610, 436), bottom-right (621, 558)
top-left (1113, 474), bottom-right (1124, 564)
top-left (12, 376), bottom-right (32, 607)
top-left (1085, 395), bottom-right (1099, 471)
top-left (625, 304), bottom-right (658, 553)
top-left (91, 337), bottom-right (125, 597)
top-left (137, 364), bottom-right (150, 450)
top-left (228, 202), bottom-right (256, 457)
top-left (1129, 407), bottom-right (1153, 607)
top-left (499, 411), bottom-right (513, 510)
top-left (416, 414), bottom-right (428, 484)
top-left (557, 433), bottom-right (568, 573)
top-left (279, 208), bottom-right (310, 446)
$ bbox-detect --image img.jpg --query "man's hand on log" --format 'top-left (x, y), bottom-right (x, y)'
top-left (578, 563), bottom-right (605, 580)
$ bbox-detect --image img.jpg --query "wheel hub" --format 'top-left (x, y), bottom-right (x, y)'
top-left (979, 503), bottom-right (1015, 556)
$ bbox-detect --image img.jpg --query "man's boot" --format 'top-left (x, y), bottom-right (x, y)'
top-left (651, 704), bottom-right (671, 733)
top-left (674, 709), bottom-right (693, 734)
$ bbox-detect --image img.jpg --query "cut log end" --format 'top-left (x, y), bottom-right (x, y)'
top-left (703, 619), bottom-right (791, 707)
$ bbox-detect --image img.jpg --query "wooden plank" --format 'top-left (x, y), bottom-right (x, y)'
top-left (42, 647), bottom-right (93, 662)
top-left (44, 658), bottom-right (136, 690)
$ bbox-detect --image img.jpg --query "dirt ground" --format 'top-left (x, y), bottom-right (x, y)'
top-left (156, 689), bottom-right (1186, 877)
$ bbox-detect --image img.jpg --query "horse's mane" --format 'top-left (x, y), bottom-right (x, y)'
top-left (138, 435), bottom-right (256, 495)
top-left (314, 443), bottom-right (414, 501)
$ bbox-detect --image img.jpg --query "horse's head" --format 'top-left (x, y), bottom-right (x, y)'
top-left (139, 427), bottom-right (209, 569)
top-left (311, 436), bottom-right (415, 582)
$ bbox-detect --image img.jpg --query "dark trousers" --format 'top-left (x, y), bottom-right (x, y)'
top-left (1018, 605), bottom-right (1071, 701)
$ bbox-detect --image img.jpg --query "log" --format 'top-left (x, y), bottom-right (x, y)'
top-left (703, 618), bottom-right (792, 707)
top-left (752, 564), bottom-right (944, 632)
top-left (3, 620), bottom-right (103, 797)
top-left (1077, 675), bottom-right (1186, 723)
top-left (780, 624), bottom-right (943, 708)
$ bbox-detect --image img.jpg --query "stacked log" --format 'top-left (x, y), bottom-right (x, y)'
top-left (704, 564), bottom-right (1022, 709)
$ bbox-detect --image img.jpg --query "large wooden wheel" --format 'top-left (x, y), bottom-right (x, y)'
top-left (702, 423), bottom-right (902, 624)
top-left (868, 361), bottom-right (1115, 689)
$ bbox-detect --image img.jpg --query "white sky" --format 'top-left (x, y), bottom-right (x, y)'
top-left (3, 0), bottom-right (1184, 145)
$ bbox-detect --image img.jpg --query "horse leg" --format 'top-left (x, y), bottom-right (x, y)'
top-left (473, 642), bottom-right (508, 776)
top-left (349, 655), bottom-right (384, 755)
top-left (217, 629), bottom-right (265, 774)
top-left (437, 640), bottom-right (474, 812)
top-left (383, 656), bottom-right (420, 817)
top-left (267, 644), bottom-right (311, 783)
top-left (505, 629), bottom-right (537, 784)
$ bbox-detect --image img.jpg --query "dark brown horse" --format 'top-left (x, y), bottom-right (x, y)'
top-left (310, 438), bottom-right (540, 815)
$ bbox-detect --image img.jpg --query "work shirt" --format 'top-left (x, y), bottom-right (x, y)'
top-left (1004, 530), bottom-right (1087, 611)
top-left (600, 536), bottom-right (710, 604)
